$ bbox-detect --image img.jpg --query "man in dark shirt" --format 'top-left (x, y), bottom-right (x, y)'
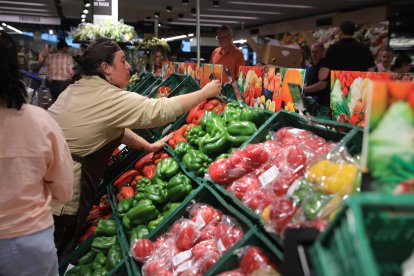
top-left (319, 21), bottom-right (375, 83)
top-left (304, 43), bottom-right (330, 107)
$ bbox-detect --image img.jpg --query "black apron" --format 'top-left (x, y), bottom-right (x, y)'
top-left (72, 134), bottom-right (123, 241)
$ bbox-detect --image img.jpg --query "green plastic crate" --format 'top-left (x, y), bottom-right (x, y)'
top-left (146, 73), bottom-right (189, 98)
top-left (205, 229), bottom-right (283, 275)
top-left (311, 193), bottom-right (414, 276)
top-left (140, 78), bottom-right (163, 96)
top-left (127, 184), bottom-right (256, 275)
top-left (131, 74), bottom-right (157, 94)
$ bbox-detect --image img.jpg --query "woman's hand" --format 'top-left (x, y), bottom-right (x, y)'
top-left (201, 80), bottom-right (222, 98)
top-left (149, 133), bottom-right (174, 152)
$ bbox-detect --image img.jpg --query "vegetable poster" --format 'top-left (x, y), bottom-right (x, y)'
top-left (161, 62), bottom-right (196, 80)
top-left (237, 66), bottom-right (305, 112)
top-left (361, 79), bottom-right (414, 193)
top-left (195, 64), bottom-right (223, 87)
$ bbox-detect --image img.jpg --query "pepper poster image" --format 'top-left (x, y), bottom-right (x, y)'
top-left (237, 66), bottom-right (305, 112)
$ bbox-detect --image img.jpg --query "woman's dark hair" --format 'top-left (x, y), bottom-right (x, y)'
top-left (0, 31), bottom-right (27, 109)
top-left (72, 38), bottom-right (121, 82)
top-left (391, 53), bottom-right (412, 71)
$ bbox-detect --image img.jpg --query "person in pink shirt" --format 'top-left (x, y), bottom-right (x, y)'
top-left (0, 30), bottom-right (74, 276)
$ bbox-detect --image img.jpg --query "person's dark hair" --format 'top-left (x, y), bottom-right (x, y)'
top-left (57, 40), bottom-right (69, 50)
top-left (150, 45), bottom-right (168, 66)
top-left (72, 38), bottom-right (121, 82)
top-left (340, 21), bottom-right (356, 36)
top-left (391, 53), bottom-right (412, 71)
top-left (0, 31), bottom-right (27, 109)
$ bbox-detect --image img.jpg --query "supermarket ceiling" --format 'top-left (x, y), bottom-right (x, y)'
top-left (0, 0), bottom-right (409, 34)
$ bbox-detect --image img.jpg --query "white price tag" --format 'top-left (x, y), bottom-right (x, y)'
top-left (172, 249), bottom-right (193, 267)
top-left (286, 179), bottom-right (302, 198)
top-left (195, 213), bottom-right (206, 230)
top-left (174, 260), bottom-right (193, 275)
top-left (217, 239), bottom-right (226, 253)
top-left (289, 128), bottom-right (305, 135)
top-left (258, 165), bottom-right (280, 187)
top-left (161, 124), bottom-right (173, 136)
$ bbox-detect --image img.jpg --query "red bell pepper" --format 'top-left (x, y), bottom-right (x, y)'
top-left (79, 225), bottom-right (96, 243)
top-left (99, 195), bottom-right (112, 215)
top-left (154, 152), bottom-right (170, 165)
top-left (168, 125), bottom-right (188, 149)
top-left (204, 99), bottom-right (220, 111)
top-left (186, 100), bottom-right (207, 124)
top-left (134, 152), bottom-right (154, 172)
top-left (113, 169), bottom-right (138, 189)
top-left (193, 110), bottom-right (206, 124)
top-left (85, 206), bottom-right (102, 223)
top-left (131, 175), bottom-right (143, 188)
top-left (213, 103), bottom-right (226, 114)
top-left (142, 164), bottom-right (156, 179)
top-left (117, 186), bottom-right (135, 201)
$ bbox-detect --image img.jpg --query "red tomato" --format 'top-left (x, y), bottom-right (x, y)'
top-left (176, 224), bottom-right (197, 251)
top-left (269, 198), bottom-right (298, 234)
top-left (216, 225), bottom-right (244, 252)
top-left (191, 206), bottom-right (222, 226)
top-left (144, 260), bottom-right (164, 276)
top-left (228, 175), bottom-right (260, 200)
top-left (208, 158), bottom-right (233, 185)
top-left (242, 144), bottom-right (269, 166)
top-left (132, 239), bottom-right (154, 263)
top-left (240, 247), bottom-right (270, 274)
top-left (263, 140), bottom-right (282, 158)
top-left (199, 254), bottom-right (220, 274)
top-left (243, 189), bottom-right (278, 212)
top-left (192, 240), bottom-right (219, 261)
top-left (197, 223), bottom-right (218, 242)
top-left (285, 146), bottom-right (307, 173)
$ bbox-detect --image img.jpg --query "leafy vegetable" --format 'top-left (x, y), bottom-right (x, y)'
top-left (331, 79), bottom-right (350, 118)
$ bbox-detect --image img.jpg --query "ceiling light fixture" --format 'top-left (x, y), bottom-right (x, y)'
top-left (48, 29), bottom-right (53, 35)
top-left (169, 21), bottom-right (221, 27)
top-left (154, 12), bottom-right (160, 18)
top-left (182, 0), bottom-right (189, 5)
top-left (228, 1), bottom-right (313, 8)
top-left (208, 8), bottom-right (281, 15)
top-left (191, 14), bottom-right (259, 20)
top-left (0, 1), bottom-right (46, 6)
top-left (163, 34), bottom-right (187, 41)
top-left (84, 0), bottom-right (90, 8)
top-left (81, 18), bottom-right (85, 22)
top-left (83, 9), bottom-right (89, 14)
top-left (4, 23), bottom-right (22, 34)
top-left (212, 0), bottom-right (219, 7)
top-left (0, 6), bottom-right (49, 12)
top-left (187, 33), bottom-right (194, 37)
top-left (233, 39), bottom-right (247, 44)
top-left (179, 18), bottom-right (240, 24)
top-left (81, 14), bottom-right (86, 18)
top-left (158, 23), bottom-right (161, 27)
top-left (166, 6), bottom-right (172, 12)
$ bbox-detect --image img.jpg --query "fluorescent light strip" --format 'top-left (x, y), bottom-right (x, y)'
top-left (179, 18), bottom-right (240, 24)
top-left (0, 6), bottom-right (51, 12)
top-left (5, 23), bottom-right (22, 34)
top-left (163, 35), bottom-right (187, 41)
top-left (233, 39), bottom-right (247, 44)
top-left (0, 11), bottom-right (51, 17)
top-left (208, 8), bottom-right (281, 15)
top-left (0, 0), bottom-right (46, 6)
top-left (170, 21), bottom-right (222, 27)
top-left (191, 14), bottom-right (259, 20)
top-left (228, 1), bottom-right (313, 8)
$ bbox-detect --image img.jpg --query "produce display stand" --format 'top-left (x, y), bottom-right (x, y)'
top-left (311, 193), bottom-right (414, 276)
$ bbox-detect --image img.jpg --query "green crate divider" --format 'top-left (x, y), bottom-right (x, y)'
top-left (311, 193), bottom-right (414, 276)
top-left (128, 184), bottom-right (256, 275)
top-left (205, 229), bottom-right (283, 276)
top-left (146, 73), bottom-right (188, 98)
top-left (221, 83), bottom-right (237, 100)
top-left (140, 78), bottom-right (163, 96)
top-left (131, 74), bottom-right (157, 94)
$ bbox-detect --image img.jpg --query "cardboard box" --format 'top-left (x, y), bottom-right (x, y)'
top-left (261, 42), bottom-right (303, 68)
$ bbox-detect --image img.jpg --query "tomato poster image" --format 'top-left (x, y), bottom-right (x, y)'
top-left (176, 62), bottom-right (196, 79)
top-left (272, 67), bottom-right (305, 112)
top-left (195, 64), bottom-right (223, 87)
top-left (361, 79), bottom-right (414, 193)
top-left (330, 71), bottom-right (393, 127)
top-left (161, 61), bottom-right (175, 79)
top-left (237, 66), bottom-right (263, 108)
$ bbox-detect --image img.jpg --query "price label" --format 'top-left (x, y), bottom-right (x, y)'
top-left (195, 213), bottom-right (206, 230)
top-left (217, 239), bottom-right (226, 253)
top-left (172, 249), bottom-right (193, 267)
top-left (174, 260), bottom-right (193, 275)
top-left (258, 165), bottom-right (280, 187)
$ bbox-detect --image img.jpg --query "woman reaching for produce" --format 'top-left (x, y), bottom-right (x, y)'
top-left (48, 38), bottom-right (222, 259)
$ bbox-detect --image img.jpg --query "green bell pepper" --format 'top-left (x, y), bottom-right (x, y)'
top-left (303, 192), bottom-right (333, 220)
top-left (183, 149), bottom-right (212, 176)
top-left (185, 125), bottom-right (206, 147)
top-left (79, 251), bottom-right (97, 265)
top-left (65, 266), bottom-right (80, 276)
top-left (226, 121), bottom-right (257, 147)
top-left (167, 173), bottom-right (192, 202)
top-left (117, 198), bottom-right (134, 215)
top-left (92, 267), bottom-right (108, 276)
top-left (163, 202), bottom-right (181, 212)
top-left (126, 199), bottom-right (158, 226)
top-left (79, 265), bottom-right (93, 276)
top-left (147, 215), bottom-right (164, 231)
top-left (222, 103), bottom-right (243, 124)
top-left (215, 153), bottom-right (229, 160)
top-left (200, 110), bottom-right (221, 128)
top-left (136, 177), bottom-right (151, 187)
top-left (174, 141), bottom-right (193, 157)
top-left (91, 236), bottom-right (116, 253)
top-left (144, 184), bottom-right (168, 205)
top-left (122, 214), bottom-right (132, 230)
top-left (130, 225), bottom-right (150, 243)
top-left (239, 107), bottom-right (267, 127)
top-left (107, 243), bottom-right (122, 269)
top-left (91, 252), bottom-right (106, 271)
top-left (95, 219), bottom-right (116, 237)
top-left (156, 157), bottom-right (180, 180)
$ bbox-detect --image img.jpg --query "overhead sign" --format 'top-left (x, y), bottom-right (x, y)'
top-left (0, 15), bottom-right (60, 25)
top-left (94, 0), bottom-right (111, 16)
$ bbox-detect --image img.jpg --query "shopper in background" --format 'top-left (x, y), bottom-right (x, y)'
top-left (319, 21), bottom-right (376, 82)
top-left (46, 39), bottom-right (74, 103)
top-left (391, 53), bottom-right (412, 73)
top-left (38, 43), bottom-right (52, 75)
top-left (150, 44), bottom-right (168, 77)
top-left (48, 38), bottom-right (222, 258)
top-left (375, 48), bottom-right (394, 72)
top-left (0, 31), bottom-right (74, 275)
top-left (303, 43), bottom-right (330, 107)
top-left (210, 25), bottom-right (245, 81)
